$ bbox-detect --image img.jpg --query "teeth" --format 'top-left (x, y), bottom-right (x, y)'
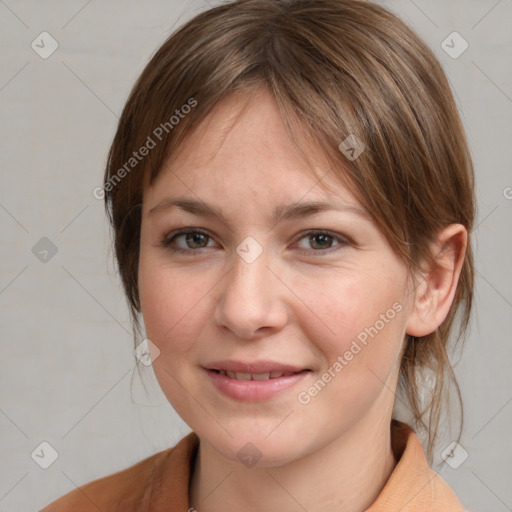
top-left (252, 372), bottom-right (270, 380)
top-left (217, 370), bottom-right (298, 380)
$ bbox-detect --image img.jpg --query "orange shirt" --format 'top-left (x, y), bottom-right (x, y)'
top-left (40, 420), bottom-right (466, 511)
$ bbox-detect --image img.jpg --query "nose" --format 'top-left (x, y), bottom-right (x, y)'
top-left (213, 246), bottom-right (288, 340)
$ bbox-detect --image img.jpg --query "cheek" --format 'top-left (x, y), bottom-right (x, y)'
top-left (138, 258), bottom-right (211, 355)
top-left (295, 266), bottom-right (407, 376)
top-left (298, 270), bottom-right (394, 338)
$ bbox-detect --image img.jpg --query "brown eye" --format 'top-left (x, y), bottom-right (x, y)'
top-left (181, 232), bottom-right (210, 249)
top-left (295, 230), bottom-right (348, 254)
top-left (161, 228), bottom-right (216, 253)
top-left (308, 233), bottom-right (334, 250)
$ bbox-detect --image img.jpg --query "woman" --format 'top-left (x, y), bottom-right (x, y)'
top-left (41, 0), bottom-right (475, 510)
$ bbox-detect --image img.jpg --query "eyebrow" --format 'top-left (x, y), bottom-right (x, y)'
top-left (148, 197), bottom-right (371, 225)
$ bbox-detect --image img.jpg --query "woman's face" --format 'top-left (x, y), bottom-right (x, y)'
top-left (138, 89), bottom-right (418, 466)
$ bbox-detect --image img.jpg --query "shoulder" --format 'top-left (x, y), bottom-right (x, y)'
top-left (39, 447), bottom-right (172, 512)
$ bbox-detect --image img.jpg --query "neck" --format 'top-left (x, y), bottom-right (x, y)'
top-left (189, 412), bottom-right (397, 512)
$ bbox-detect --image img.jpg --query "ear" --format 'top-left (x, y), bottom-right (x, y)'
top-left (406, 224), bottom-right (468, 337)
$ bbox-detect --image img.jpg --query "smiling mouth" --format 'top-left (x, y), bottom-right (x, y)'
top-left (204, 365), bottom-right (311, 401)
top-left (210, 369), bottom-right (307, 380)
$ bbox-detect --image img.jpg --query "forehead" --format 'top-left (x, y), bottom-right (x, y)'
top-left (144, 89), bottom-right (361, 211)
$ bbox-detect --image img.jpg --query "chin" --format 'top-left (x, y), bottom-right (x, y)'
top-left (210, 435), bottom-right (303, 468)
top-left (192, 417), bottom-right (318, 469)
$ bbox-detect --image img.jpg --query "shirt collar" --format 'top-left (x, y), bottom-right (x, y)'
top-left (150, 420), bottom-right (465, 511)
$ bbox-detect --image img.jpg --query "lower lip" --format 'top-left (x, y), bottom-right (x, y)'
top-left (205, 369), bottom-right (310, 402)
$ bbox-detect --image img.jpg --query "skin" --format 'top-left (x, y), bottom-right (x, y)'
top-left (138, 88), bottom-right (467, 512)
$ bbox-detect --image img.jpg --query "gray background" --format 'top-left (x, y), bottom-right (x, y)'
top-left (0, 1), bottom-right (511, 511)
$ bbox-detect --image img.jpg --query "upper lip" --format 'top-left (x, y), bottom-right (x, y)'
top-left (203, 360), bottom-right (309, 373)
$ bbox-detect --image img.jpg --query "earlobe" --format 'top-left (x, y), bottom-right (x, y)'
top-left (406, 224), bottom-right (468, 338)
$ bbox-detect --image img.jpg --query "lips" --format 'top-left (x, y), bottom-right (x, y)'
top-left (214, 370), bottom-right (299, 380)
top-left (203, 360), bottom-right (311, 402)
top-left (204, 360), bottom-right (309, 374)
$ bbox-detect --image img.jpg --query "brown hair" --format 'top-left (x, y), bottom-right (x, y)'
top-left (103, 0), bottom-right (475, 461)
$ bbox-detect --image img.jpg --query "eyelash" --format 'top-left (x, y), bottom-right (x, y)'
top-left (159, 228), bottom-right (349, 256)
